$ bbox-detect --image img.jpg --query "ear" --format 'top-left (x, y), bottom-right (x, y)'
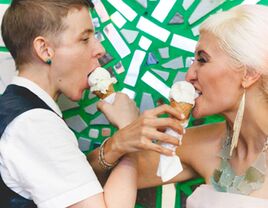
top-left (242, 69), bottom-right (261, 88)
top-left (33, 36), bottom-right (54, 64)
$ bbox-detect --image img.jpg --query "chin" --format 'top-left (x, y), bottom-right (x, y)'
top-left (192, 111), bottom-right (202, 119)
top-left (69, 92), bottom-right (83, 102)
top-left (192, 107), bottom-right (207, 119)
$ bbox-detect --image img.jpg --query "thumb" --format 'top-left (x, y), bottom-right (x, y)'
top-left (97, 100), bottom-right (112, 113)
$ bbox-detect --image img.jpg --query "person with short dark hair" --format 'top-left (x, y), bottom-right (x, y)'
top-left (0, 1), bottom-right (184, 207)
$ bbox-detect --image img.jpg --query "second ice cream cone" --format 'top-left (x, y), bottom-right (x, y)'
top-left (170, 99), bottom-right (193, 120)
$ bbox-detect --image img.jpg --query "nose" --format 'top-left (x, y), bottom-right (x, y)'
top-left (185, 63), bottom-right (197, 83)
top-left (93, 38), bottom-right (106, 59)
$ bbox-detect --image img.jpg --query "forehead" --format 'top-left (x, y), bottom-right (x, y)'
top-left (62, 7), bottom-right (93, 35)
top-left (197, 31), bottom-right (241, 70)
top-left (196, 32), bottom-right (223, 56)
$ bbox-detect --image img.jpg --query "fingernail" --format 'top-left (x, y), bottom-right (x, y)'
top-left (181, 114), bottom-right (185, 119)
top-left (183, 128), bottom-right (186, 134)
top-left (172, 151), bottom-right (176, 156)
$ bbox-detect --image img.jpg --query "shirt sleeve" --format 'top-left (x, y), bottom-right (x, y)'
top-left (0, 109), bottom-right (103, 208)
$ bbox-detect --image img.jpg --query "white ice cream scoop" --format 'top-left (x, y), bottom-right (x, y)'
top-left (88, 67), bottom-right (117, 94)
top-left (169, 81), bottom-right (199, 105)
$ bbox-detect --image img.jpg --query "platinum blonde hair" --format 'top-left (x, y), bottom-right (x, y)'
top-left (200, 5), bottom-right (268, 76)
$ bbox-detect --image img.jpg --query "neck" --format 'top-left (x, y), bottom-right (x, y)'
top-left (18, 63), bottom-right (60, 101)
top-left (225, 87), bottom-right (268, 159)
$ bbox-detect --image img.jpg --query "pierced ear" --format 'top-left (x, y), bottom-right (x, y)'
top-left (242, 69), bottom-right (261, 88)
top-left (33, 36), bottom-right (54, 64)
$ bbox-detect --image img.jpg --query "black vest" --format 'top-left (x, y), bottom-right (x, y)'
top-left (0, 84), bottom-right (54, 208)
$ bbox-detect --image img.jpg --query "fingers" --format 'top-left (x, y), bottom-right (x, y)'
top-left (97, 92), bottom-right (132, 111)
top-left (97, 100), bottom-right (109, 112)
top-left (115, 92), bottom-right (130, 98)
top-left (114, 93), bottom-right (134, 105)
top-left (143, 104), bottom-right (185, 120)
top-left (144, 142), bottom-right (175, 156)
top-left (141, 127), bottom-right (180, 146)
top-left (113, 93), bottom-right (139, 111)
top-left (141, 117), bottom-right (184, 135)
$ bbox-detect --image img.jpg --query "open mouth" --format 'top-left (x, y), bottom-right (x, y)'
top-left (196, 90), bottom-right (202, 96)
top-left (194, 89), bottom-right (202, 98)
top-left (87, 70), bottom-right (94, 78)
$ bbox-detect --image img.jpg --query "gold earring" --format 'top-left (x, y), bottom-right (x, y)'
top-left (230, 89), bottom-right (246, 156)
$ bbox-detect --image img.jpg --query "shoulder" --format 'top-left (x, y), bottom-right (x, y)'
top-left (177, 122), bottom-right (226, 177)
top-left (4, 108), bottom-right (70, 138)
top-left (182, 121), bottom-right (226, 147)
top-left (0, 109), bottom-right (103, 207)
top-left (186, 122), bottom-right (226, 140)
top-left (1, 108), bottom-right (77, 161)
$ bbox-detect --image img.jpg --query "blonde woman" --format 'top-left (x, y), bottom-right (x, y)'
top-left (0, 1), bottom-right (185, 207)
top-left (100, 4), bottom-right (268, 207)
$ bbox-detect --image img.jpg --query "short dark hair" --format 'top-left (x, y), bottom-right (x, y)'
top-left (1, 0), bottom-right (94, 67)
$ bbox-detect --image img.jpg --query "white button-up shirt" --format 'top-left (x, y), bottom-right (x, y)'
top-left (0, 76), bottom-right (102, 208)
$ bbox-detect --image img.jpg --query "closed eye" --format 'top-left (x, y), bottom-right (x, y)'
top-left (83, 38), bottom-right (89, 42)
top-left (197, 58), bottom-right (207, 63)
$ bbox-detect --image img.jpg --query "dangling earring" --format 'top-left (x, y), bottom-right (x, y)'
top-left (46, 59), bottom-right (52, 65)
top-left (230, 89), bottom-right (246, 156)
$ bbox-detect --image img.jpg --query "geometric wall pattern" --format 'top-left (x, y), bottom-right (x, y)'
top-left (0, 0), bottom-right (267, 207)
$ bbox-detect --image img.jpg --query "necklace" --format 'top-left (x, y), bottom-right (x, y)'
top-left (211, 126), bottom-right (268, 195)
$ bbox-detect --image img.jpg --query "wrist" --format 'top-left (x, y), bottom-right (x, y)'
top-left (99, 133), bottom-right (125, 170)
top-left (107, 132), bottom-right (126, 158)
top-left (117, 122), bottom-right (129, 129)
top-left (98, 138), bottom-right (118, 170)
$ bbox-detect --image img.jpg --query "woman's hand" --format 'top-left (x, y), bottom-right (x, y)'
top-left (109, 104), bottom-right (185, 156)
top-left (97, 93), bottom-right (139, 129)
top-left (89, 99), bottom-right (185, 182)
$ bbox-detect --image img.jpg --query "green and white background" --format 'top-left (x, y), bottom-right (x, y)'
top-left (0, 0), bottom-right (268, 207)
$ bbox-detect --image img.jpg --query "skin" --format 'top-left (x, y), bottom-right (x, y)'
top-left (88, 95), bottom-right (186, 185)
top-left (101, 32), bottom-right (268, 199)
top-left (20, 7), bottom-right (105, 101)
top-left (188, 32), bottom-right (244, 120)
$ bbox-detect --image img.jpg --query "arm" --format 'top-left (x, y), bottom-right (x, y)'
top-left (135, 122), bottom-right (226, 188)
top-left (87, 94), bottom-right (186, 183)
top-left (68, 156), bottom-right (137, 208)
top-left (87, 93), bottom-right (139, 184)
top-left (135, 147), bottom-right (198, 189)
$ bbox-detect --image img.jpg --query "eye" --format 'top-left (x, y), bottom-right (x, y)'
top-left (83, 38), bottom-right (89, 42)
top-left (197, 57), bottom-right (207, 63)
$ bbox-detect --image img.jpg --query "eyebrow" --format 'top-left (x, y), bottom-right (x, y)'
top-left (80, 28), bottom-right (94, 36)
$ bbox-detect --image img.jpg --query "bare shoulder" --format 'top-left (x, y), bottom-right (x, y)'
top-left (177, 122), bottom-right (226, 178)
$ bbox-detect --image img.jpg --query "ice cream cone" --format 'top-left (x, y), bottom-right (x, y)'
top-left (88, 67), bottom-right (117, 100)
top-left (93, 84), bottom-right (115, 99)
top-left (170, 99), bottom-right (193, 121)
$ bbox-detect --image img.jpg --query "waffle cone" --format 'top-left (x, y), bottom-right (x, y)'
top-left (170, 99), bottom-right (193, 120)
top-left (93, 84), bottom-right (114, 99)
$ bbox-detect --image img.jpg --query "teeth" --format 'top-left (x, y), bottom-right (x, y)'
top-left (195, 90), bottom-right (202, 95)
top-left (194, 90), bottom-right (202, 99)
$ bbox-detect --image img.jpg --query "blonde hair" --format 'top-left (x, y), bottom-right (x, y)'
top-left (200, 5), bottom-right (268, 76)
top-left (200, 5), bottom-right (268, 75)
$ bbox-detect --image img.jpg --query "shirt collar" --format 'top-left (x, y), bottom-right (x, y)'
top-left (11, 76), bottom-right (62, 117)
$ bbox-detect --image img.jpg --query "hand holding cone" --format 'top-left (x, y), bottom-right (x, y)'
top-left (157, 81), bottom-right (198, 182)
